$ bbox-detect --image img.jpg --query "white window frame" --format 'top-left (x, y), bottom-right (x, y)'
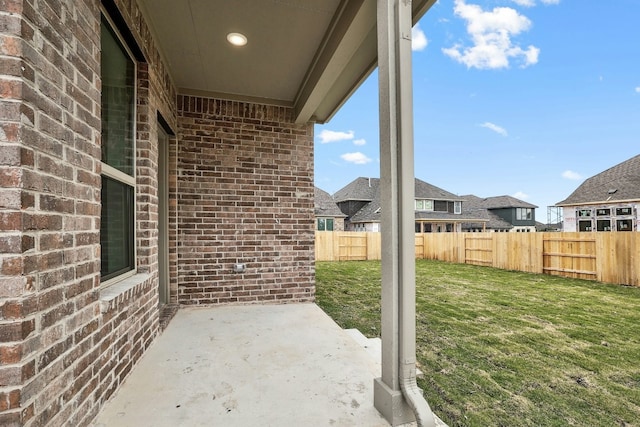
top-left (100, 10), bottom-right (137, 286)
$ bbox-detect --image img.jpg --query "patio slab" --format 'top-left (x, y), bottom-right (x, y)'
top-left (91, 303), bottom-right (396, 426)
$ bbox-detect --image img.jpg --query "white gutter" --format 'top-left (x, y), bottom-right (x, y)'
top-left (374, 1), bottom-right (436, 426)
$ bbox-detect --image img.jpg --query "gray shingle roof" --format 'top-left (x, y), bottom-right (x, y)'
top-left (336, 177), bottom-right (484, 223)
top-left (335, 177), bottom-right (464, 203)
top-left (415, 179), bottom-right (463, 201)
top-left (333, 177), bottom-right (379, 202)
top-left (556, 154), bottom-right (640, 206)
top-left (314, 187), bottom-right (346, 217)
top-left (468, 195), bottom-right (538, 209)
top-left (460, 195), bottom-right (514, 230)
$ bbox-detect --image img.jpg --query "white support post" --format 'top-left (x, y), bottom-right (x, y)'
top-left (374, 1), bottom-right (436, 426)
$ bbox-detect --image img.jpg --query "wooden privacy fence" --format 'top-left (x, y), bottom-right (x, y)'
top-left (315, 231), bottom-right (640, 286)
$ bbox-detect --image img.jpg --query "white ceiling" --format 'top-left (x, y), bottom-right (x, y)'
top-left (138, 0), bottom-right (434, 123)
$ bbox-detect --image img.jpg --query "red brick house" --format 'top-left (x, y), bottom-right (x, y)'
top-left (0, 0), bottom-right (437, 425)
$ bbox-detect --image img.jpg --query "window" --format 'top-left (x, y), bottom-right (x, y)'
top-left (578, 220), bottom-right (592, 232)
top-left (596, 219), bottom-right (611, 232)
top-left (100, 15), bottom-right (136, 282)
top-left (317, 218), bottom-right (334, 231)
top-left (415, 199), bottom-right (433, 211)
top-left (434, 200), bottom-right (447, 212)
top-left (454, 201), bottom-right (462, 215)
top-left (577, 209), bottom-right (592, 218)
top-left (596, 208), bottom-right (610, 216)
top-left (616, 207), bottom-right (632, 216)
top-left (617, 219), bottom-right (633, 231)
top-left (516, 208), bottom-right (532, 221)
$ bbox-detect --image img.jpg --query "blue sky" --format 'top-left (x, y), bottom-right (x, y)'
top-left (314, 0), bottom-right (640, 223)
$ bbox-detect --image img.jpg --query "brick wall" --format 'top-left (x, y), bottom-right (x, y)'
top-left (0, 0), bottom-right (176, 425)
top-left (0, 0), bottom-right (103, 424)
top-left (176, 96), bottom-right (316, 305)
top-left (1, 0), bottom-right (317, 425)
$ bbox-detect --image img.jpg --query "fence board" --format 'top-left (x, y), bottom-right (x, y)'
top-left (596, 233), bottom-right (640, 286)
top-left (542, 233), bottom-right (597, 280)
top-left (465, 235), bottom-right (492, 266)
top-left (338, 233), bottom-right (368, 260)
top-left (315, 231), bottom-right (639, 287)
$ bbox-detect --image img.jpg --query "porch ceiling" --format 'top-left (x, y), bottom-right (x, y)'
top-left (137, 0), bottom-right (435, 123)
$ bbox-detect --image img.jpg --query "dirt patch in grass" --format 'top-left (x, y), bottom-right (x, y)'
top-left (316, 259), bottom-right (640, 427)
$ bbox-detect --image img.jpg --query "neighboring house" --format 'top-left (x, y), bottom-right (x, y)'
top-left (0, 1), bottom-right (435, 425)
top-left (556, 154), bottom-right (640, 232)
top-left (314, 187), bottom-right (346, 231)
top-left (536, 221), bottom-right (563, 232)
top-left (461, 195), bottom-right (538, 232)
top-left (334, 177), bottom-right (486, 232)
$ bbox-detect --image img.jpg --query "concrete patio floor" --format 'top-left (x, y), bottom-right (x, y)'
top-left (92, 303), bottom-right (447, 427)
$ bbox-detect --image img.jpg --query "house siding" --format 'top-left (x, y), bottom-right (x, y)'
top-left (562, 203), bottom-right (640, 232)
top-left (0, 1), bottom-right (315, 426)
top-left (492, 208), bottom-right (536, 231)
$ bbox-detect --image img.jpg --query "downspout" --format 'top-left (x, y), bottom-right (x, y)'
top-left (395, 1), bottom-right (435, 425)
top-left (374, 0), bottom-right (436, 426)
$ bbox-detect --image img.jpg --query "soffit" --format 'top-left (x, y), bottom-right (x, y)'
top-left (138, 0), bottom-right (435, 123)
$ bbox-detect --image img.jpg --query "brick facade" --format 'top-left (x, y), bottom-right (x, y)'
top-left (175, 96), bottom-right (315, 305)
top-left (0, 0), bottom-right (316, 425)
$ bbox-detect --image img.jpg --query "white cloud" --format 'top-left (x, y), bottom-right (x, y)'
top-left (635, 86), bottom-right (640, 93)
top-left (511, 0), bottom-right (535, 7)
top-left (341, 152), bottom-right (372, 165)
top-left (443, 0), bottom-right (540, 69)
top-left (318, 129), bottom-right (354, 144)
top-left (562, 170), bottom-right (582, 180)
top-left (353, 138), bottom-right (366, 146)
top-left (480, 122), bottom-right (508, 136)
top-left (512, 0), bottom-right (560, 6)
top-left (513, 191), bottom-right (529, 200)
top-left (412, 24), bottom-right (428, 51)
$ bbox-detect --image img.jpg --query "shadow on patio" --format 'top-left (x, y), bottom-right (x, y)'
top-left (91, 304), bottom-right (400, 426)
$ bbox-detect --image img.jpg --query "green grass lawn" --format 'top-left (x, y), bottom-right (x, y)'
top-left (315, 259), bottom-right (640, 427)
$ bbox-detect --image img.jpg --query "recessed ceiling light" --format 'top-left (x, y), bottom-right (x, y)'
top-left (227, 32), bottom-right (247, 47)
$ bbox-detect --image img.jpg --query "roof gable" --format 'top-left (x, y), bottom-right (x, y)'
top-left (557, 154), bottom-right (640, 206)
top-left (333, 177), bottom-right (380, 202)
top-left (314, 187), bottom-right (345, 217)
top-left (461, 194), bottom-right (537, 209)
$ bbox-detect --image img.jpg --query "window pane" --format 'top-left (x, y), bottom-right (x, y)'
top-left (326, 219), bottom-right (334, 231)
top-left (578, 220), bottom-right (592, 232)
top-left (317, 218), bottom-right (325, 231)
top-left (617, 219), bottom-right (633, 231)
top-left (616, 207), bottom-right (632, 216)
top-left (101, 17), bottom-right (135, 176)
top-left (434, 200), bottom-right (447, 212)
top-left (597, 220), bottom-right (611, 231)
top-left (101, 177), bottom-right (134, 280)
